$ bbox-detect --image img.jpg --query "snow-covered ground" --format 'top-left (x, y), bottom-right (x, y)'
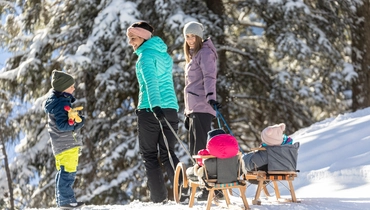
top-left (26, 107), bottom-right (370, 209)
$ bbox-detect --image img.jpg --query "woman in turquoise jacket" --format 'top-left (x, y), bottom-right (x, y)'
top-left (126, 21), bottom-right (180, 203)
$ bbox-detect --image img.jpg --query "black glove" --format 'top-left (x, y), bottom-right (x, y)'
top-left (74, 116), bottom-right (85, 131)
top-left (208, 100), bottom-right (221, 110)
top-left (184, 115), bottom-right (189, 130)
top-left (152, 106), bottom-right (165, 121)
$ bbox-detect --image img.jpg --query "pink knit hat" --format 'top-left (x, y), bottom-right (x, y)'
top-left (261, 123), bottom-right (286, 146)
top-left (126, 21), bottom-right (153, 40)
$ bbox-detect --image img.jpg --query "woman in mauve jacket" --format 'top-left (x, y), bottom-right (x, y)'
top-left (183, 21), bottom-right (221, 201)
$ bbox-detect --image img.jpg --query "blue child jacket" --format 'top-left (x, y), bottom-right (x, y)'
top-left (44, 90), bottom-right (83, 155)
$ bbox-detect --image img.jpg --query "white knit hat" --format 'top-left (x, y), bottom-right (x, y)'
top-left (261, 123), bottom-right (286, 146)
top-left (183, 21), bottom-right (204, 38)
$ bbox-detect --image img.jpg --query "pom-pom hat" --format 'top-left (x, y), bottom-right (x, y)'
top-left (183, 21), bottom-right (204, 39)
top-left (206, 129), bottom-right (239, 159)
top-left (51, 70), bottom-right (74, 92)
top-left (261, 123), bottom-right (286, 146)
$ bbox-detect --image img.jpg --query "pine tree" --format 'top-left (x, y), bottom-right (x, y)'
top-left (0, 0), bottom-right (366, 208)
top-left (220, 0), bottom-right (356, 139)
top-left (0, 90), bottom-right (18, 210)
top-left (0, 0), bottom-right (154, 207)
top-left (0, 0), bottom-right (208, 207)
top-left (349, 0), bottom-right (370, 110)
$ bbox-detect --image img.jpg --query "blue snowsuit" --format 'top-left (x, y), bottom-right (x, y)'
top-left (44, 90), bottom-right (84, 206)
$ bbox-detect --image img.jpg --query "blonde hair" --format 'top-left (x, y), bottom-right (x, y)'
top-left (183, 36), bottom-right (203, 63)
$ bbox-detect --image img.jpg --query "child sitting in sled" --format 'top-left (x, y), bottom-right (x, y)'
top-left (186, 129), bottom-right (239, 182)
top-left (241, 123), bottom-right (299, 174)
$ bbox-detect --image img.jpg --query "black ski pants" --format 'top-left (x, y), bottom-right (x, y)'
top-left (188, 113), bottom-right (214, 156)
top-left (136, 108), bottom-right (180, 203)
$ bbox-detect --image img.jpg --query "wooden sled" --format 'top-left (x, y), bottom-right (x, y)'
top-left (244, 147), bottom-right (300, 205)
top-left (173, 154), bottom-right (250, 210)
top-left (245, 170), bottom-right (299, 205)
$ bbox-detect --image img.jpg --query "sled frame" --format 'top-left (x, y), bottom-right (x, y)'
top-left (244, 147), bottom-right (300, 205)
top-left (173, 154), bottom-right (250, 210)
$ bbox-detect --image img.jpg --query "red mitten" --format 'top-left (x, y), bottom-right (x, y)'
top-left (64, 105), bottom-right (83, 125)
top-left (197, 149), bottom-right (210, 166)
top-left (64, 106), bottom-right (74, 125)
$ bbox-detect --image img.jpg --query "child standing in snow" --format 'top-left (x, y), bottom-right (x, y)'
top-left (44, 70), bottom-right (85, 209)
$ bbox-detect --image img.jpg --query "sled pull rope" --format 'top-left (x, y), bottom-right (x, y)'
top-left (215, 107), bottom-right (234, 136)
top-left (162, 118), bottom-right (197, 165)
top-left (158, 120), bottom-right (176, 170)
top-left (215, 107), bottom-right (245, 154)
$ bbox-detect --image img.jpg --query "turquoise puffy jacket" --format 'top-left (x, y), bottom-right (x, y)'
top-left (134, 36), bottom-right (179, 111)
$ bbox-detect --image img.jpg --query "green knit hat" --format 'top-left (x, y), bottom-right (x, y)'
top-left (51, 70), bottom-right (75, 92)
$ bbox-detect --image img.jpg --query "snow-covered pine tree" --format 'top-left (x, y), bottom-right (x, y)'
top-left (220, 0), bottom-right (358, 138)
top-left (0, 0), bottom-right (210, 208)
top-left (0, 0), bottom-right (185, 207)
top-left (0, 0), bottom-right (366, 208)
top-left (348, 0), bottom-right (370, 111)
top-left (0, 90), bottom-right (18, 210)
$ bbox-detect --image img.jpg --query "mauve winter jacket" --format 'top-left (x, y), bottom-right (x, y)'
top-left (184, 38), bottom-right (218, 116)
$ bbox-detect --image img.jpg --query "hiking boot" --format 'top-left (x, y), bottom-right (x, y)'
top-left (196, 189), bottom-right (225, 201)
top-left (179, 194), bottom-right (190, 202)
top-left (162, 198), bottom-right (169, 204)
top-left (59, 202), bottom-right (85, 209)
top-left (196, 188), bottom-right (209, 201)
top-left (214, 190), bottom-right (224, 200)
top-left (179, 186), bottom-right (190, 202)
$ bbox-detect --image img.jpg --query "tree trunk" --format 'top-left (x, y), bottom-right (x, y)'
top-left (351, 2), bottom-right (370, 111)
top-left (204, 0), bottom-right (231, 126)
top-left (1, 138), bottom-right (14, 210)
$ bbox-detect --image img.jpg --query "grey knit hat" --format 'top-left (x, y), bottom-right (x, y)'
top-left (183, 21), bottom-right (204, 38)
top-left (51, 70), bottom-right (75, 92)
